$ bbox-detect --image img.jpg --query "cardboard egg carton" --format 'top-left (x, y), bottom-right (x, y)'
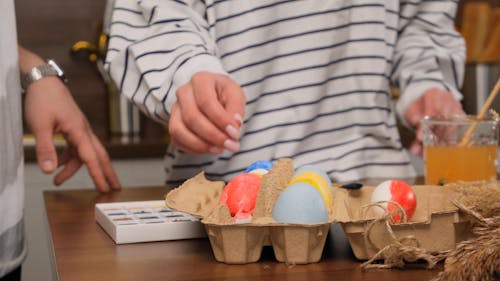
top-left (165, 158), bottom-right (334, 264)
top-left (332, 185), bottom-right (473, 260)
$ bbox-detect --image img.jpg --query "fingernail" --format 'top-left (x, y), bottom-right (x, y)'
top-left (43, 160), bottom-right (54, 171)
top-left (225, 125), bottom-right (240, 140)
top-left (209, 146), bottom-right (224, 154)
top-left (224, 139), bottom-right (240, 152)
top-left (234, 114), bottom-right (243, 126)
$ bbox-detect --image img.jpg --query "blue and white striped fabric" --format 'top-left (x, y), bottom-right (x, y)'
top-left (106, 0), bottom-right (465, 186)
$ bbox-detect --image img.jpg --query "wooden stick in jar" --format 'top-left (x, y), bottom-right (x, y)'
top-left (459, 78), bottom-right (500, 146)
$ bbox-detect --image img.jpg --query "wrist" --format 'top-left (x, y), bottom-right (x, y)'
top-left (20, 59), bottom-right (68, 92)
top-left (18, 46), bottom-right (44, 74)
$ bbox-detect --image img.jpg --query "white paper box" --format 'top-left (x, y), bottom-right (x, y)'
top-left (95, 200), bottom-right (206, 244)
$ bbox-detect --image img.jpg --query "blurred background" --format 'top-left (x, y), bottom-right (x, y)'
top-left (14, 0), bottom-right (500, 280)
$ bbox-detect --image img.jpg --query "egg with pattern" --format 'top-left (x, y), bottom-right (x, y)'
top-left (370, 180), bottom-right (417, 223)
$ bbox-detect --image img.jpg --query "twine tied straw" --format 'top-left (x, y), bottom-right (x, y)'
top-left (358, 201), bottom-right (447, 270)
top-left (459, 78), bottom-right (500, 146)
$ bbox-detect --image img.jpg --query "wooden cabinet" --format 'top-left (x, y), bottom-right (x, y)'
top-left (457, 0), bottom-right (500, 115)
top-left (16, 0), bottom-right (168, 159)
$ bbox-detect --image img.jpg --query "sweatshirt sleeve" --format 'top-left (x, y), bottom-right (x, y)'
top-left (391, 0), bottom-right (465, 123)
top-left (105, 0), bottom-right (227, 124)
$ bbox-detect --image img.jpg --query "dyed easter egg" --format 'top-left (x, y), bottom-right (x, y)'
top-left (370, 180), bottom-right (417, 223)
top-left (272, 182), bottom-right (329, 224)
top-left (219, 173), bottom-right (261, 219)
top-left (245, 160), bottom-right (274, 177)
top-left (293, 165), bottom-right (332, 187)
top-left (289, 171), bottom-right (333, 211)
top-left (247, 168), bottom-right (268, 178)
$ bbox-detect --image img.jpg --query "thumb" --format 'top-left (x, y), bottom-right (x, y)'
top-left (34, 130), bottom-right (58, 174)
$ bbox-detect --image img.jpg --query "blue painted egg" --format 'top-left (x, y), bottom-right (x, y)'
top-left (245, 160), bottom-right (274, 173)
top-left (272, 182), bottom-right (329, 224)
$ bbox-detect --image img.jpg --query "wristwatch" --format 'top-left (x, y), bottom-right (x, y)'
top-left (21, 59), bottom-right (68, 91)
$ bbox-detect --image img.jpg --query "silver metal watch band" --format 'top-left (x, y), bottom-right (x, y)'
top-left (21, 59), bottom-right (67, 91)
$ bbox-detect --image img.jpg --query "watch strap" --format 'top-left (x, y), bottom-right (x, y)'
top-left (21, 59), bottom-right (67, 91)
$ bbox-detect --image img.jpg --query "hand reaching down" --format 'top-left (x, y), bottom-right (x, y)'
top-left (23, 77), bottom-right (121, 192)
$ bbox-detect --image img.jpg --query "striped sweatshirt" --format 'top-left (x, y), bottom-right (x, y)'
top-left (106, 0), bottom-right (465, 186)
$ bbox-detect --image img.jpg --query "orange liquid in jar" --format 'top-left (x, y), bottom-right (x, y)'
top-left (424, 144), bottom-right (498, 185)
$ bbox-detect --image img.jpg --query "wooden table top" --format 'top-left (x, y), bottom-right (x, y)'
top-left (43, 185), bottom-right (442, 281)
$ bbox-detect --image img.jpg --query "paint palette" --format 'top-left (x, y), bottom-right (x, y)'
top-left (95, 200), bottom-right (206, 244)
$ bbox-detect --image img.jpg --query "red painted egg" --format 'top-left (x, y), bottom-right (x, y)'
top-left (370, 180), bottom-right (417, 223)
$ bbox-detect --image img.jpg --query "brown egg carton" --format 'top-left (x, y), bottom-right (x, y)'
top-left (165, 158), bottom-right (334, 264)
top-left (332, 185), bottom-right (474, 260)
top-left (204, 222), bottom-right (330, 264)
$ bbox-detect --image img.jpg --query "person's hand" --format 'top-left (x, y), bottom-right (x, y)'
top-left (169, 72), bottom-right (246, 154)
top-left (404, 87), bottom-right (465, 156)
top-left (23, 77), bottom-right (121, 192)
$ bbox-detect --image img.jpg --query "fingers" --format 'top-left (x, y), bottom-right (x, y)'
top-left (57, 146), bottom-right (72, 167)
top-left (169, 103), bottom-right (225, 154)
top-left (54, 156), bottom-right (83, 186)
top-left (22, 73), bottom-right (119, 192)
top-left (171, 72), bottom-right (246, 154)
top-left (176, 83), bottom-right (239, 151)
top-left (75, 140), bottom-right (110, 192)
top-left (405, 88), bottom-right (465, 128)
top-left (421, 88), bottom-right (464, 117)
top-left (33, 127), bottom-right (58, 174)
top-left (89, 133), bottom-right (121, 190)
top-left (53, 133), bottom-right (121, 192)
top-left (216, 76), bottom-right (246, 126)
top-left (405, 88), bottom-right (465, 156)
top-left (61, 125), bottom-right (110, 192)
top-left (191, 73), bottom-right (245, 135)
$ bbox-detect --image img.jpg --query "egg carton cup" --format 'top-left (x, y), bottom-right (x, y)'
top-left (166, 158), bottom-right (334, 264)
top-left (332, 185), bottom-right (474, 260)
top-left (204, 223), bottom-right (330, 264)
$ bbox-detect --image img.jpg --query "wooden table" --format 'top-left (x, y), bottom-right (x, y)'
top-left (44, 186), bottom-right (442, 281)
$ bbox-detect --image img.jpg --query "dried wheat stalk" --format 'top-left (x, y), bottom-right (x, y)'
top-left (431, 200), bottom-right (500, 281)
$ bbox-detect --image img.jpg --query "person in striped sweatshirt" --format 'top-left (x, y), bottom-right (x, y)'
top-left (106, 0), bottom-right (465, 186)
